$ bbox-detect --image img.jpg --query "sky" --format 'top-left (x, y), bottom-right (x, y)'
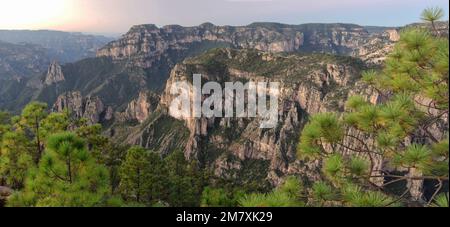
top-left (0, 0), bottom-right (448, 35)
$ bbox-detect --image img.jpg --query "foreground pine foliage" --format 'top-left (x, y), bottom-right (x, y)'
top-left (239, 177), bottom-right (305, 207)
top-left (0, 106), bottom-right (205, 207)
top-left (297, 9), bottom-right (449, 207)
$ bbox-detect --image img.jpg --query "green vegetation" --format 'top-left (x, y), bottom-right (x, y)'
top-left (0, 7), bottom-right (447, 208)
top-left (8, 132), bottom-right (112, 207)
top-left (0, 104), bottom-right (204, 207)
top-left (138, 112), bottom-right (191, 153)
top-left (3, 101), bottom-right (277, 207)
top-left (118, 146), bottom-right (165, 205)
top-left (164, 151), bottom-right (204, 207)
top-left (421, 7), bottom-right (445, 33)
top-left (200, 187), bottom-right (245, 207)
top-left (239, 176), bottom-right (305, 207)
top-left (297, 8), bottom-right (449, 207)
top-left (186, 48), bottom-right (365, 83)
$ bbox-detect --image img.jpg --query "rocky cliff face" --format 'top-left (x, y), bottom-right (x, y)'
top-left (44, 61), bottom-right (65, 85)
top-left (116, 91), bottom-right (160, 123)
top-left (52, 91), bottom-right (113, 124)
top-left (121, 48), bottom-right (369, 185)
top-left (140, 48), bottom-right (435, 192)
top-left (97, 23), bottom-right (396, 68)
top-left (357, 29), bottom-right (399, 65)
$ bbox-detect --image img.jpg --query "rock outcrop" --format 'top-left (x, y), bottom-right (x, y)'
top-left (117, 91), bottom-right (159, 123)
top-left (113, 45), bottom-right (446, 198)
top-left (52, 91), bottom-right (111, 124)
top-left (97, 23), bottom-right (398, 68)
top-left (44, 61), bottom-right (65, 85)
top-left (130, 48), bottom-right (368, 185)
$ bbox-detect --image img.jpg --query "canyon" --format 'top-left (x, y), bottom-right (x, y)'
top-left (0, 21), bottom-right (448, 198)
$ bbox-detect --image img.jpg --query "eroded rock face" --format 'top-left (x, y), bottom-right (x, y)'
top-left (154, 48), bottom-right (367, 184)
top-left (155, 48), bottom-right (447, 198)
top-left (44, 61), bottom-right (65, 85)
top-left (52, 91), bottom-right (110, 124)
top-left (356, 30), bottom-right (398, 65)
top-left (386, 29), bottom-right (401, 42)
top-left (97, 23), bottom-right (303, 64)
top-left (118, 91), bottom-right (159, 123)
top-left (97, 23), bottom-right (399, 69)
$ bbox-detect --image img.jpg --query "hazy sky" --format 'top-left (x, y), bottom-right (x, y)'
top-left (0, 0), bottom-right (448, 35)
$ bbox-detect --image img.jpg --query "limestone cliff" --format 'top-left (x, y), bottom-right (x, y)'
top-left (97, 23), bottom-right (396, 69)
top-left (125, 48), bottom-right (369, 185)
top-left (116, 91), bottom-right (160, 123)
top-left (52, 91), bottom-right (112, 124)
top-left (44, 61), bottom-right (65, 85)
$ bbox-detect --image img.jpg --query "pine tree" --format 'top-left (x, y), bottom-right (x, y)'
top-left (297, 8), bottom-right (448, 207)
top-left (421, 7), bottom-right (445, 34)
top-left (164, 151), bottom-right (204, 207)
top-left (0, 132), bottom-right (33, 189)
top-left (201, 187), bottom-right (234, 207)
top-left (200, 185), bottom-right (247, 207)
top-left (97, 142), bottom-right (128, 194)
top-left (0, 111), bottom-right (11, 159)
top-left (16, 102), bottom-right (48, 164)
top-left (7, 133), bottom-right (113, 207)
top-left (239, 176), bottom-right (305, 207)
top-left (119, 146), bottom-right (165, 205)
top-left (0, 111), bottom-right (10, 127)
top-left (40, 111), bottom-right (71, 137)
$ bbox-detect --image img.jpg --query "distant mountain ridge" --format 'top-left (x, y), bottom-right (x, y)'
top-left (0, 30), bottom-right (114, 63)
top-left (0, 40), bottom-right (50, 80)
top-left (97, 21), bottom-right (402, 71)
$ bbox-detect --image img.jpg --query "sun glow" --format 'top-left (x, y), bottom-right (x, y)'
top-left (0, 0), bottom-right (73, 30)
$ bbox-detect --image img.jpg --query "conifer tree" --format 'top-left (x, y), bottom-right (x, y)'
top-left (40, 111), bottom-right (71, 137)
top-left (239, 176), bottom-right (305, 207)
top-left (297, 8), bottom-right (448, 207)
top-left (0, 111), bottom-right (11, 157)
top-left (0, 132), bottom-right (33, 189)
top-left (16, 102), bottom-right (48, 164)
top-left (200, 186), bottom-right (246, 207)
top-left (164, 151), bottom-right (204, 207)
top-left (201, 187), bottom-right (234, 207)
top-left (421, 7), bottom-right (445, 33)
top-left (7, 133), bottom-right (113, 207)
top-left (0, 111), bottom-right (10, 127)
top-left (119, 146), bottom-right (165, 205)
